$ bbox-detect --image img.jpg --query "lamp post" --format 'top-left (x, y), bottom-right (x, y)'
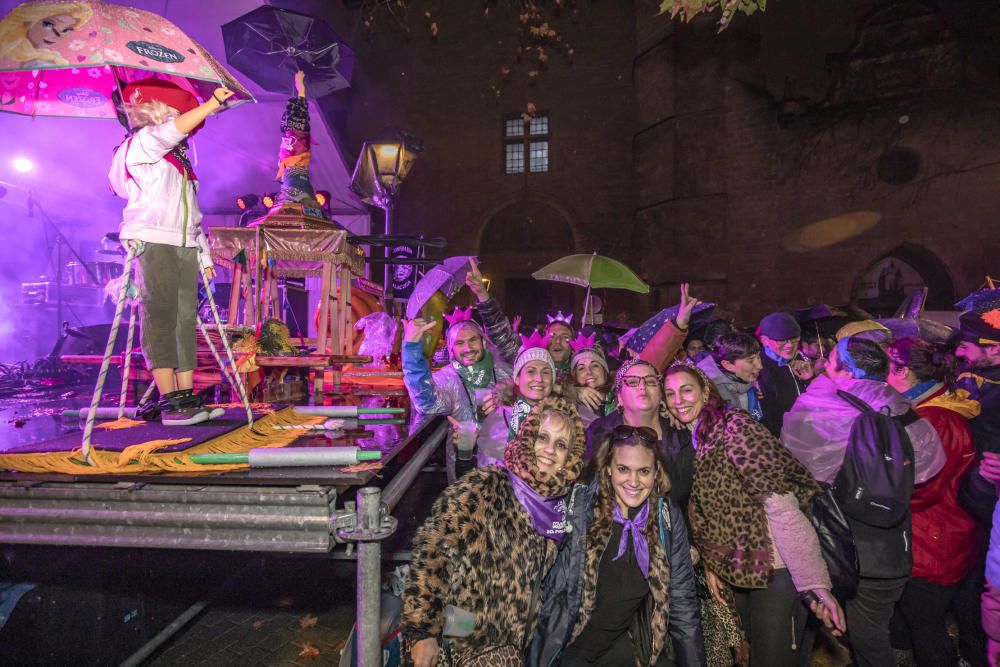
top-left (350, 131), bottom-right (422, 312)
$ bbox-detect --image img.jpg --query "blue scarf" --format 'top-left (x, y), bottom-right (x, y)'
top-left (746, 387), bottom-right (763, 421)
top-left (903, 380), bottom-right (939, 401)
top-left (612, 500), bottom-right (651, 579)
top-left (763, 346), bottom-right (791, 367)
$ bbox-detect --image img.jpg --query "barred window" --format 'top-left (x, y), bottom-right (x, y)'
top-left (504, 113), bottom-right (550, 174)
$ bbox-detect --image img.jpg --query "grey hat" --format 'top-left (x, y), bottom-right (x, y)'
top-left (758, 312), bottom-right (801, 341)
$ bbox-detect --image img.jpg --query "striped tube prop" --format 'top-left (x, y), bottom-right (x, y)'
top-left (81, 243), bottom-right (138, 463)
top-left (198, 264), bottom-right (253, 426)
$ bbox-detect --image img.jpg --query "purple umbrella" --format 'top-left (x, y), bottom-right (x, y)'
top-left (405, 256), bottom-right (478, 320)
top-left (222, 6), bottom-right (354, 98)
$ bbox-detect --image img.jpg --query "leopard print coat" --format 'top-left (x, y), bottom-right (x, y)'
top-left (688, 407), bottom-right (820, 589)
top-left (402, 397), bottom-right (586, 666)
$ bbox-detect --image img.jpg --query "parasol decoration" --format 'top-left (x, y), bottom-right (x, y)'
top-left (532, 253), bottom-right (649, 324)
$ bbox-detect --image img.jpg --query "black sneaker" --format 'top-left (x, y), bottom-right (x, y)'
top-left (176, 388), bottom-right (225, 420)
top-left (159, 390), bottom-right (209, 426)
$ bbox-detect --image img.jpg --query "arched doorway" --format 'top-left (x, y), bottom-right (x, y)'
top-left (852, 243), bottom-right (955, 316)
top-left (477, 198), bottom-right (577, 329)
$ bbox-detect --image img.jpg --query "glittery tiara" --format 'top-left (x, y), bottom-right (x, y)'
top-left (568, 332), bottom-right (597, 353)
top-left (443, 307), bottom-right (474, 327)
top-left (546, 311), bottom-right (574, 327)
top-left (519, 330), bottom-right (552, 350)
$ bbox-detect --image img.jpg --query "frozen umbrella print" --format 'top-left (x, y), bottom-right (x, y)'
top-left (0, 0), bottom-right (253, 119)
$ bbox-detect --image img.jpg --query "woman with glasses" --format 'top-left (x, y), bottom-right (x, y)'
top-left (663, 364), bottom-right (845, 667)
top-left (403, 396), bottom-right (585, 667)
top-left (529, 425), bottom-right (705, 667)
top-left (586, 359), bottom-right (696, 515)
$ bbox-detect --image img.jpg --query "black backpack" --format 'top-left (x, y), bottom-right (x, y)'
top-left (832, 390), bottom-right (918, 528)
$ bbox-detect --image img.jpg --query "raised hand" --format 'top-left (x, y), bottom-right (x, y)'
top-left (403, 318), bottom-right (437, 343)
top-left (675, 283), bottom-right (702, 330)
top-left (294, 70), bottom-right (306, 98)
top-left (212, 87), bottom-right (235, 106)
top-left (465, 256), bottom-right (489, 303)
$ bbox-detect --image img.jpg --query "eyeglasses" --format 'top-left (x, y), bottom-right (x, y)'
top-left (611, 425), bottom-right (659, 444)
top-left (621, 375), bottom-right (660, 388)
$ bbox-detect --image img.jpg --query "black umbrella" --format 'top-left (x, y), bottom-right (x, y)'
top-left (222, 6), bottom-right (355, 98)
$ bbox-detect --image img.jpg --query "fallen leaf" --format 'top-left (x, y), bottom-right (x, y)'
top-left (252, 620), bottom-right (265, 630)
top-left (526, 102), bottom-right (537, 115)
top-left (298, 643), bottom-right (321, 659)
top-left (528, 70), bottom-right (539, 77)
top-left (275, 596), bottom-right (295, 608)
top-left (430, 21), bottom-right (439, 37)
top-left (298, 613), bottom-right (318, 629)
top-left (424, 11), bottom-right (431, 18)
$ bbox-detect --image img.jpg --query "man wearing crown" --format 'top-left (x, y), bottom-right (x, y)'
top-left (544, 311), bottom-right (576, 384)
top-left (401, 303), bottom-right (515, 482)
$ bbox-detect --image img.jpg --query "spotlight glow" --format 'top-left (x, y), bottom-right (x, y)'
top-left (13, 157), bottom-right (33, 173)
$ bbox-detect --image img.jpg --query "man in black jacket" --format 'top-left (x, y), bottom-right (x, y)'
top-left (956, 310), bottom-right (1000, 525)
top-left (756, 311), bottom-right (806, 436)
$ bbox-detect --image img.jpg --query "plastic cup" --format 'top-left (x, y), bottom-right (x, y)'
top-left (443, 605), bottom-right (475, 637)
top-left (473, 388), bottom-right (492, 421)
top-left (454, 421), bottom-right (478, 461)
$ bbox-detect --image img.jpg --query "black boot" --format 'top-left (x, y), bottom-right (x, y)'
top-left (159, 390), bottom-right (209, 426)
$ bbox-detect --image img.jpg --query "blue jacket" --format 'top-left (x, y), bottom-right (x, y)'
top-left (527, 481), bottom-right (706, 667)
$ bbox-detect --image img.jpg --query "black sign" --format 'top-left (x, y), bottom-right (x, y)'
top-left (391, 245), bottom-right (417, 300)
top-left (125, 41), bottom-right (185, 64)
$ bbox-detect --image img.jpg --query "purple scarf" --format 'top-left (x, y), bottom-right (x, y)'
top-left (508, 471), bottom-right (568, 544)
top-left (613, 500), bottom-right (650, 579)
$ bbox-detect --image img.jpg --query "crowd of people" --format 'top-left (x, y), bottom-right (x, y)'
top-left (397, 270), bottom-right (1000, 667)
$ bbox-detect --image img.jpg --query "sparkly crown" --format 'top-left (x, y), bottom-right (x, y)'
top-left (519, 330), bottom-right (552, 350)
top-left (443, 307), bottom-right (474, 327)
top-left (568, 332), bottom-right (597, 353)
top-left (546, 310), bottom-right (574, 326)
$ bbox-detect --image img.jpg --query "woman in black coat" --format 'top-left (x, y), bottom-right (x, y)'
top-left (528, 426), bottom-right (706, 667)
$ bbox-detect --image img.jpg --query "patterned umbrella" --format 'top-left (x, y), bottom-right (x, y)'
top-left (626, 302), bottom-right (716, 355)
top-left (0, 0), bottom-right (253, 119)
top-left (956, 287), bottom-right (1000, 313)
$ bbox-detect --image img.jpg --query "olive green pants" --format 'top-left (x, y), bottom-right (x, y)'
top-left (137, 242), bottom-right (199, 372)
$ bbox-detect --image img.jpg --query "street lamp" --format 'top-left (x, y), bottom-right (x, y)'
top-left (350, 130), bottom-right (422, 310)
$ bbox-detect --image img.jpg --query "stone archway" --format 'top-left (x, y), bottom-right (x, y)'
top-left (477, 198), bottom-right (578, 329)
top-left (852, 243), bottom-right (956, 316)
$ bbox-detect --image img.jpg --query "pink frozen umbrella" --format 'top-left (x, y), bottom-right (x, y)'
top-left (0, 0), bottom-right (254, 119)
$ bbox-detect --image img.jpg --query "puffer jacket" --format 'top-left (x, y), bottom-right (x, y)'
top-left (909, 384), bottom-right (980, 585)
top-left (527, 481), bottom-right (706, 667)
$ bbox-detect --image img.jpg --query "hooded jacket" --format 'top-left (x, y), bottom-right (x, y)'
top-left (401, 397), bottom-right (585, 665)
top-left (527, 481), bottom-right (706, 667)
top-left (908, 384), bottom-right (979, 585)
top-left (781, 374), bottom-right (946, 485)
top-left (109, 120), bottom-right (213, 268)
top-left (696, 354), bottom-right (756, 414)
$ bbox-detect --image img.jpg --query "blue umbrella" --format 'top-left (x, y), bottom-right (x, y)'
top-left (626, 302), bottom-right (716, 355)
top-left (956, 287), bottom-right (1000, 313)
top-left (405, 256), bottom-right (477, 320)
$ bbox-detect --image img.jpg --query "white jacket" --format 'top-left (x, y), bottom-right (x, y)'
top-left (109, 120), bottom-right (213, 268)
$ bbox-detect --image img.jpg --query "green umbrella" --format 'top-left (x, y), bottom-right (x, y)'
top-left (532, 253), bottom-right (648, 324)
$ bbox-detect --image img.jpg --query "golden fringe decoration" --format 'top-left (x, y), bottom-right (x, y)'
top-left (96, 418), bottom-right (148, 431)
top-left (0, 407), bottom-right (325, 475)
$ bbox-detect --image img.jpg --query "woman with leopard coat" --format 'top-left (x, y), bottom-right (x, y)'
top-left (662, 364), bottom-right (845, 667)
top-left (402, 396), bottom-right (586, 667)
top-left (529, 425), bottom-right (706, 667)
